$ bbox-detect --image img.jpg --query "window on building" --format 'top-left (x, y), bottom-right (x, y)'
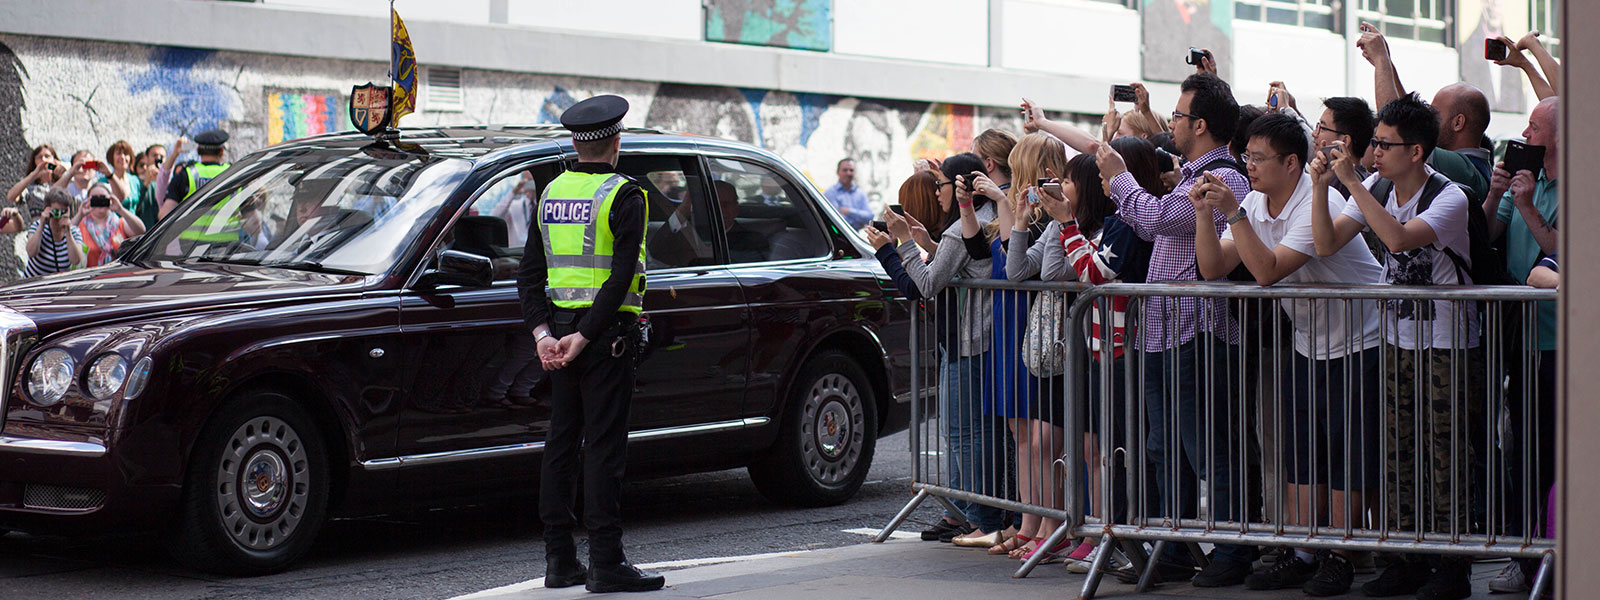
top-left (1530, 0), bottom-right (1560, 58)
top-left (1235, 0), bottom-right (1340, 31)
top-left (1357, 0), bottom-right (1452, 45)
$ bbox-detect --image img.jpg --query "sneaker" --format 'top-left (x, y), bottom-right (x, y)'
top-left (1067, 543), bottom-right (1129, 574)
top-left (1244, 551), bottom-right (1316, 590)
top-left (1360, 558), bottom-right (1430, 597)
top-left (1488, 561), bottom-right (1530, 594)
top-left (1415, 558), bottom-right (1472, 600)
top-left (1351, 550), bottom-right (1377, 574)
top-left (1303, 551), bottom-right (1355, 597)
top-left (1192, 556), bottom-right (1253, 588)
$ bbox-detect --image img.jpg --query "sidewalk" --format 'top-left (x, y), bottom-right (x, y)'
top-left (453, 536), bottom-right (1522, 599)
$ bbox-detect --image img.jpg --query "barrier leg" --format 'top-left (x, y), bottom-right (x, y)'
top-left (1014, 521), bottom-right (1074, 578)
top-left (1136, 540), bottom-right (1169, 592)
top-left (1077, 533), bottom-right (1114, 600)
top-left (1529, 553), bottom-right (1555, 599)
top-left (875, 488), bottom-right (932, 543)
top-left (933, 495), bottom-right (966, 524)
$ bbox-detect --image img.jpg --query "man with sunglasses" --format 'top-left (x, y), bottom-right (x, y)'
top-left (1308, 92), bottom-right (1482, 600)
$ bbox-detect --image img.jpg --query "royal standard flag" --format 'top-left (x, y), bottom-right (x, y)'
top-left (389, 7), bottom-right (417, 123)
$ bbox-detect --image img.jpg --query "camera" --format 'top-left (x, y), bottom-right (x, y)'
top-left (88, 195), bottom-right (111, 208)
top-left (1485, 38), bottom-right (1509, 61)
top-left (49, 208), bottom-right (66, 220)
top-left (81, 159), bottom-right (101, 171)
top-left (1111, 84), bottom-right (1137, 103)
top-left (1186, 47), bottom-right (1206, 66)
top-left (1502, 140), bottom-right (1546, 176)
top-left (964, 171), bottom-right (982, 192)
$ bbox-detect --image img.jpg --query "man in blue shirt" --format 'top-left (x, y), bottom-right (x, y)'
top-left (824, 158), bottom-right (872, 229)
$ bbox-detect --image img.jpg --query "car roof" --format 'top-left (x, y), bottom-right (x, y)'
top-left (265, 124), bottom-right (763, 162)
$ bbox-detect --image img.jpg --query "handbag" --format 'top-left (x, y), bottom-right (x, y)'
top-left (1021, 290), bottom-right (1066, 377)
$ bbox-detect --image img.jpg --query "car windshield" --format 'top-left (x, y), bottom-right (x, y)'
top-left (135, 147), bottom-right (473, 275)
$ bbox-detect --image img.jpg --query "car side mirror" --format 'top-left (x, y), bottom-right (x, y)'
top-left (416, 249), bottom-right (493, 289)
top-left (114, 235), bottom-right (142, 259)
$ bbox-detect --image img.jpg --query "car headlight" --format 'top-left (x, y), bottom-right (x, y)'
top-left (85, 353), bottom-right (128, 400)
top-left (26, 348), bottom-right (75, 406)
top-left (124, 356), bottom-right (153, 400)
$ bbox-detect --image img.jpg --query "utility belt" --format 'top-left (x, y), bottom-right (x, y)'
top-left (550, 307), bottom-right (652, 365)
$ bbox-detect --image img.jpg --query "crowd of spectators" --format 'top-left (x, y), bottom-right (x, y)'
top-left (863, 25), bottom-right (1562, 600)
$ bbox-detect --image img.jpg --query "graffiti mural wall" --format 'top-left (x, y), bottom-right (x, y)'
top-left (0, 33), bottom-right (1048, 213)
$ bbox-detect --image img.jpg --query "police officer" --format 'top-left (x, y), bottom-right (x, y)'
top-left (519, 95), bottom-right (663, 593)
top-left (160, 128), bottom-right (230, 220)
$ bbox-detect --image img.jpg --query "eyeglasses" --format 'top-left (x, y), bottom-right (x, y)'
top-left (1315, 123), bottom-right (1350, 137)
top-left (1368, 138), bottom-right (1420, 151)
top-left (1240, 152), bottom-right (1286, 166)
top-left (934, 180), bottom-right (954, 188)
top-left (1171, 110), bottom-right (1203, 123)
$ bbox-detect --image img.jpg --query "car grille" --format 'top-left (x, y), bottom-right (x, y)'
top-left (22, 484), bottom-right (106, 511)
top-left (0, 307), bottom-right (39, 430)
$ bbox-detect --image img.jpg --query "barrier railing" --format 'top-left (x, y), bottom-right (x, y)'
top-left (877, 279), bottom-right (1559, 599)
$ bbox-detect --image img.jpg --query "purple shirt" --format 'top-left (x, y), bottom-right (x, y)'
top-left (1109, 144), bottom-right (1245, 351)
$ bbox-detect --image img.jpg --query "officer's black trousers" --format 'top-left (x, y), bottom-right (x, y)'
top-left (540, 319), bottom-right (636, 566)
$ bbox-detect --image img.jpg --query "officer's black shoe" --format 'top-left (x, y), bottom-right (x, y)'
top-left (1360, 558), bottom-right (1430, 597)
top-left (587, 561), bottom-right (666, 593)
top-left (920, 519), bottom-right (964, 541)
top-left (1244, 551), bottom-right (1316, 590)
top-left (544, 553), bottom-right (587, 589)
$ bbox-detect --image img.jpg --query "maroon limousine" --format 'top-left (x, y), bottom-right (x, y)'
top-left (0, 126), bottom-right (912, 574)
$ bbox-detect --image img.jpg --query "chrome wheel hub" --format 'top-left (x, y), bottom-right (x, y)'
top-left (215, 416), bottom-right (309, 551)
top-left (801, 373), bottom-right (864, 485)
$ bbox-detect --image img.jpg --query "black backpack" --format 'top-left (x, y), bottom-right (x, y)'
top-left (1365, 172), bottom-right (1514, 286)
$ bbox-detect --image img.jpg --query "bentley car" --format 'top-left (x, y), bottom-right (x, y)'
top-left (0, 126), bottom-right (912, 574)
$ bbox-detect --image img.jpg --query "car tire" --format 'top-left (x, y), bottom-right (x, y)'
top-left (749, 350), bottom-right (877, 507)
top-left (169, 389), bottom-right (330, 575)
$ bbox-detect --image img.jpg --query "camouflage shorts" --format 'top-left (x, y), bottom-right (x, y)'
top-left (1381, 345), bottom-right (1486, 534)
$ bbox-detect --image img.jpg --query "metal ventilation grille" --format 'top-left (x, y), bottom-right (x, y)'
top-left (23, 485), bottom-right (106, 511)
top-left (425, 67), bottom-right (464, 113)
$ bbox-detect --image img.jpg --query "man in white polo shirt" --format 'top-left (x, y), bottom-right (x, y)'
top-left (1192, 112), bottom-right (1384, 597)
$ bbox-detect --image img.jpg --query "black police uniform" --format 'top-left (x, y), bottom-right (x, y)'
top-left (516, 95), bottom-right (663, 593)
top-left (164, 129), bottom-right (230, 208)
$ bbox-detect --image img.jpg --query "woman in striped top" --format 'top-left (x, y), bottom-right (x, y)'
top-left (25, 188), bottom-right (84, 278)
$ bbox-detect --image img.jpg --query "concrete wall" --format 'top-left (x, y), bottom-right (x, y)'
top-left (0, 33), bottom-right (1070, 215)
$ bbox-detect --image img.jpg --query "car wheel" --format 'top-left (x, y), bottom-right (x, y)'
top-left (749, 350), bottom-right (877, 507)
top-left (170, 389), bottom-right (330, 575)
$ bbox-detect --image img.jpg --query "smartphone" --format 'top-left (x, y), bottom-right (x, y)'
top-left (1111, 84), bottom-right (1138, 103)
top-left (1186, 47), bottom-right (1206, 66)
top-left (1319, 145), bottom-right (1339, 162)
top-left (888, 204), bottom-right (906, 216)
top-left (1502, 140), bottom-right (1546, 176)
top-left (1026, 188), bottom-right (1040, 204)
top-left (1486, 38), bottom-right (1510, 61)
top-left (1042, 181), bottom-right (1062, 197)
top-left (871, 220), bottom-right (887, 232)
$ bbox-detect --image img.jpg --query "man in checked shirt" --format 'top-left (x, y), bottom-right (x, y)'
top-left (1095, 72), bottom-right (1255, 588)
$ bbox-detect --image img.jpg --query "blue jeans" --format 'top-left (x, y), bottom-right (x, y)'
top-left (1143, 339), bottom-right (1254, 565)
top-left (945, 354), bottom-right (1007, 532)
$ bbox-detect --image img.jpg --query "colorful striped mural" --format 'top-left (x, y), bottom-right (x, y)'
top-left (266, 89), bottom-right (347, 145)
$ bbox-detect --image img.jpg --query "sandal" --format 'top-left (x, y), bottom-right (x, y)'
top-left (1008, 537), bottom-right (1041, 559)
top-left (988, 533), bottom-right (1033, 555)
top-left (1020, 537), bottom-right (1075, 564)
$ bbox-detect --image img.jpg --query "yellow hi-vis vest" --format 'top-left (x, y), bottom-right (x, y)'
top-left (538, 171), bottom-right (646, 314)
top-left (178, 162), bottom-right (240, 244)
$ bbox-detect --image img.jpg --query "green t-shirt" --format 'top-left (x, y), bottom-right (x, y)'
top-left (1496, 170), bottom-right (1559, 351)
top-left (1428, 148), bottom-right (1489, 204)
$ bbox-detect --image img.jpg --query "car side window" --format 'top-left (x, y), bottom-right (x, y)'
top-left (705, 157), bottom-right (831, 264)
top-left (451, 162), bottom-right (561, 282)
top-left (617, 155), bottom-right (718, 270)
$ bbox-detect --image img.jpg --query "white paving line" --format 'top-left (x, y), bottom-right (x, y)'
top-left (841, 527), bottom-right (919, 540)
top-left (448, 548), bottom-right (816, 600)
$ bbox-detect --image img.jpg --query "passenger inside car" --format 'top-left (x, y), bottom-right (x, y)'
top-left (650, 180), bottom-right (770, 265)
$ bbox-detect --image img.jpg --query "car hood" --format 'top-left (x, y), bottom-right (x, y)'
top-left (0, 261), bottom-right (370, 335)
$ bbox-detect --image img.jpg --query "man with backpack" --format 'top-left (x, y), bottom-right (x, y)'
top-left (1308, 92), bottom-right (1490, 600)
top-left (1094, 71), bottom-right (1255, 589)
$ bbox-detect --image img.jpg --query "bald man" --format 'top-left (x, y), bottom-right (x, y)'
top-left (1432, 83), bottom-right (1494, 179)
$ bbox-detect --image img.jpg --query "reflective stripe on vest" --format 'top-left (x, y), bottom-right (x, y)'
top-left (537, 171), bottom-right (647, 314)
top-left (178, 162), bottom-right (238, 243)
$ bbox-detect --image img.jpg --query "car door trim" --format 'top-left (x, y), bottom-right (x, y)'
top-left (358, 417), bottom-right (770, 471)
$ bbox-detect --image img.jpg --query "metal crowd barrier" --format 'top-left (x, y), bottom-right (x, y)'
top-left (876, 279), bottom-right (1559, 599)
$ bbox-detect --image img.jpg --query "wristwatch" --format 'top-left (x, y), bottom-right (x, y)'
top-left (1227, 207), bottom-right (1248, 225)
top-left (535, 330), bottom-right (553, 342)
